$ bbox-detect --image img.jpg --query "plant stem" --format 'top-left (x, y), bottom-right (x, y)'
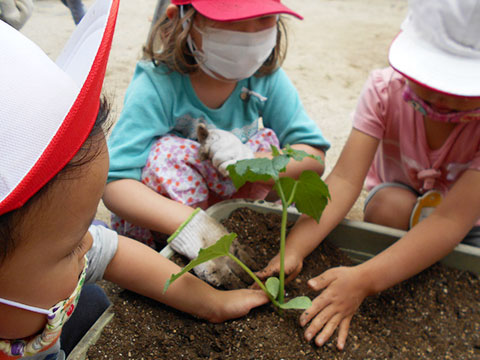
top-left (275, 181), bottom-right (298, 304)
top-left (228, 253), bottom-right (280, 307)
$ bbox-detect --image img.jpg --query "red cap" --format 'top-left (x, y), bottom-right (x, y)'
top-left (172, 0), bottom-right (303, 21)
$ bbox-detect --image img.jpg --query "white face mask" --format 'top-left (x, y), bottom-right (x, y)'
top-left (188, 24), bottom-right (278, 81)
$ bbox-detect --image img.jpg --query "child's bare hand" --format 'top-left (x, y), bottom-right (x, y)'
top-left (207, 289), bottom-right (269, 323)
top-left (255, 251), bottom-right (303, 285)
top-left (299, 266), bottom-right (369, 351)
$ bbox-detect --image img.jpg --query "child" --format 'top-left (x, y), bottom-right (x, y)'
top-left (103, 0), bottom-right (330, 286)
top-left (258, 0), bottom-right (480, 350)
top-left (0, 1), bottom-right (268, 358)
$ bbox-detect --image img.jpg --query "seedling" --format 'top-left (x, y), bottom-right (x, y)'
top-left (164, 145), bottom-right (330, 310)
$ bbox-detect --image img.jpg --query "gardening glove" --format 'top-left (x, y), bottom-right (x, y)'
top-left (197, 123), bottom-right (254, 177)
top-left (0, 0), bottom-right (33, 29)
top-left (169, 209), bottom-right (256, 289)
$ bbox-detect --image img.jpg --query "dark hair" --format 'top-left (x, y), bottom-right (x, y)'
top-left (0, 97), bottom-right (111, 265)
top-left (143, 6), bottom-right (289, 76)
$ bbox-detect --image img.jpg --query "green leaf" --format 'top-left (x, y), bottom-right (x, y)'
top-left (278, 296), bottom-right (312, 310)
top-left (226, 145), bottom-right (324, 190)
top-left (270, 145), bottom-right (281, 157)
top-left (227, 158), bottom-right (279, 189)
top-left (272, 155), bottom-right (290, 174)
top-left (293, 170), bottom-right (330, 222)
top-left (163, 233), bottom-right (237, 293)
top-left (282, 145), bottom-right (323, 164)
top-left (265, 277), bottom-right (280, 299)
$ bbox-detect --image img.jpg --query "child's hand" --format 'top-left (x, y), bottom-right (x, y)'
top-left (207, 289), bottom-right (269, 323)
top-left (255, 250), bottom-right (304, 284)
top-left (169, 209), bottom-right (256, 289)
top-left (300, 266), bottom-right (369, 351)
top-left (197, 124), bottom-right (254, 177)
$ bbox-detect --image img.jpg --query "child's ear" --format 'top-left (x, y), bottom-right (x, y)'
top-left (166, 4), bottom-right (179, 20)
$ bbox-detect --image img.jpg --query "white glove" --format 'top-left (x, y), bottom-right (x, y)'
top-left (0, 0), bottom-right (33, 29)
top-left (197, 123), bottom-right (254, 177)
top-left (169, 209), bottom-right (255, 289)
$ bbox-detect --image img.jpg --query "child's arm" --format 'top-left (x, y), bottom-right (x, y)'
top-left (103, 235), bottom-right (269, 322)
top-left (257, 129), bottom-right (379, 279)
top-left (301, 168), bottom-right (480, 350)
top-left (103, 179), bottom-right (194, 234)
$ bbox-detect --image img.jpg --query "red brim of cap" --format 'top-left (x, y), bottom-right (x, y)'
top-left (0, 0), bottom-right (119, 216)
top-left (174, 0), bottom-right (302, 21)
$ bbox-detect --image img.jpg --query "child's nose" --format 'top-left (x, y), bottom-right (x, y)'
top-left (239, 18), bottom-right (274, 33)
top-left (240, 20), bottom-right (260, 33)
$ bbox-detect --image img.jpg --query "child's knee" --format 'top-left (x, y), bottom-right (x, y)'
top-left (142, 136), bottom-right (208, 203)
top-left (364, 187), bottom-right (416, 230)
top-left (247, 128), bottom-right (279, 152)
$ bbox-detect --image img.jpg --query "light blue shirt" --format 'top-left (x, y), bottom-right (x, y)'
top-left (108, 61), bottom-right (330, 182)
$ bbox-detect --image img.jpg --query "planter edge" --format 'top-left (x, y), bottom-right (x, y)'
top-left (202, 199), bottom-right (480, 275)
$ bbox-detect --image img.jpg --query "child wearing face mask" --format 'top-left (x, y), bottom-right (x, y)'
top-left (103, 0), bottom-right (330, 287)
top-left (0, 1), bottom-right (269, 358)
top-left (257, 0), bottom-right (480, 351)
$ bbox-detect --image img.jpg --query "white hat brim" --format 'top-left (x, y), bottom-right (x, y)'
top-left (389, 28), bottom-right (480, 97)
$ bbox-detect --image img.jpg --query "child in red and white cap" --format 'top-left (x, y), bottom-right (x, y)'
top-left (258, 0), bottom-right (480, 350)
top-left (0, 1), bottom-right (268, 358)
top-left (103, 0), bottom-right (330, 287)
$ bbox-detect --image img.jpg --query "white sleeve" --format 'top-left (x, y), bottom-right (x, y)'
top-left (85, 225), bottom-right (119, 283)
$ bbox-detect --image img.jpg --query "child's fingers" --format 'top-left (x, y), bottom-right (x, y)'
top-left (249, 281), bottom-right (261, 290)
top-left (285, 262), bottom-right (302, 283)
top-left (313, 313), bottom-right (343, 347)
top-left (336, 316), bottom-right (352, 351)
top-left (299, 292), bottom-right (332, 327)
top-left (302, 303), bottom-right (336, 341)
top-left (213, 289), bottom-right (269, 322)
top-left (242, 289), bottom-right (270, 308)
top-left (307, 271), bottom-right (335, 291)
top-left (255, 262), bottom-right (279, 280)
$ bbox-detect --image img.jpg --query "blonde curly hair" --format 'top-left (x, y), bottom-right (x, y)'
top-left (143, 5), bottom-right (289, 77)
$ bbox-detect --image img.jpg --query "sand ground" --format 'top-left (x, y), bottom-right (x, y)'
top-left (21, 0), bottom-right (408, 222)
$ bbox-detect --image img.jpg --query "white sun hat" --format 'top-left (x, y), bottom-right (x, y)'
top-left (389, 0), bottom-right (480, 97)
top-left (0, 0), bottom-right (119, 216)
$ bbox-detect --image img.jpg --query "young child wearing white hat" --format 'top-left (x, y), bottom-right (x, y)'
top-left (0, 0), bottom-right (267, 358)
top-left (258, 0), bottom-right (480, 350)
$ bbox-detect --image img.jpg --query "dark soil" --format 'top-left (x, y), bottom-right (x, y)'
top-left (88, 208), bottom-right (480, 360)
